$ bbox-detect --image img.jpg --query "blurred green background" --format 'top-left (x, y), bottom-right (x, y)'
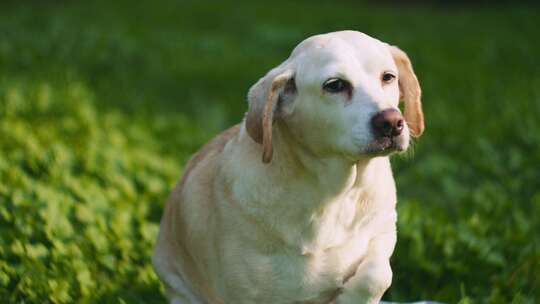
top-left (1, 0), bottom-right (539, 303)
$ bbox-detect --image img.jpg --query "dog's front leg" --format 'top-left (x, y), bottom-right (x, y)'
top-left (337, 257), bottom-right (392, 304)
top-left (336, 231), bottom-right (396, 304)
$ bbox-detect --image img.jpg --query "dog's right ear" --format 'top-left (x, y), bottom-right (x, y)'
top-left (388, 45), bottom-right (424, 138)
top-left (245, 67), bottom-right (296, 164)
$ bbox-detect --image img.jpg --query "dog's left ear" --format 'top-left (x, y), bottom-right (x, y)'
top-left (245, 67), bottom-right (296, 163)
top-left (388, 45), bottom-right (424, 137)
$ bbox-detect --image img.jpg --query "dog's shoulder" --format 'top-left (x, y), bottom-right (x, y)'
top-left (179, 124), bottom-right (241, 188)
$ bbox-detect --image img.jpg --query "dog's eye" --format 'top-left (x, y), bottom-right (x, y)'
top-left (323, 78), bottom-right (351, 93)
top-left (381, 72), bottom-right (396, 84)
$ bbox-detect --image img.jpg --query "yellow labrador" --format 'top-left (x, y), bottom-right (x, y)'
top-left (153, 30), bottom-right (424, 304)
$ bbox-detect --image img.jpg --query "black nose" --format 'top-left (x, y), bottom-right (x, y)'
top-left (371, 109), bottom-right (405, 137)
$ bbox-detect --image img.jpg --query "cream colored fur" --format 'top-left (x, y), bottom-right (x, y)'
top-left (153, 30), bottom-right (424, 304)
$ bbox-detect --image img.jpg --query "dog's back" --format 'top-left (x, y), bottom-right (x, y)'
top-left (153, 125), bottom-right (241, 304)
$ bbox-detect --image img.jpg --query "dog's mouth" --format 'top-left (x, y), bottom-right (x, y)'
top-left (363, 136), bottom-right (407, 156)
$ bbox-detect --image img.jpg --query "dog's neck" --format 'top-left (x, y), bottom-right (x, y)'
top-left (272, 121), bottom-right (375, 193)
top-left (236, 122), bottom-right (394, 249)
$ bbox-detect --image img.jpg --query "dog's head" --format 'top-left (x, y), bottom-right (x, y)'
top-left (246, 31), bottom-right (424, 163)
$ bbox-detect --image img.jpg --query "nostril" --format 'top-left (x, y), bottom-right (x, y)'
top-left (382, 121), bottom-right (393, 133)
top-left (392, 119), bottom-right (404, 136)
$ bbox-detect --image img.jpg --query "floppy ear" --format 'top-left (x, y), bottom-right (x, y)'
top-left (388, 45), bottom-right (424, 137)
top-left (245, 68), bottom-right (296, 163)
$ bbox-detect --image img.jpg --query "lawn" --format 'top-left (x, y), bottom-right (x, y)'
top-left (0, 0), bottom-right (539, 303)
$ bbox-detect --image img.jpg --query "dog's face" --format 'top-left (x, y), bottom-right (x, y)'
top-left (246, 31), bottom-right (424, 163)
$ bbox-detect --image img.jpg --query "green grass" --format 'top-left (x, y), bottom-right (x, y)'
top-left (0, 0), bottom-right (539, 303)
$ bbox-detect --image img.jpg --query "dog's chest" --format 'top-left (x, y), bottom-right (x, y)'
top-left (218, 160), bottom-right (395, 303)
top-left (227, 230), bottom-right (370, 304)
top-left (222, 198), bottom-right (377, 303)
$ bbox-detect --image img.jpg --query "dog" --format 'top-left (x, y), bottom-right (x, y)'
top-left (153, 30), bottom-right (424, 304)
